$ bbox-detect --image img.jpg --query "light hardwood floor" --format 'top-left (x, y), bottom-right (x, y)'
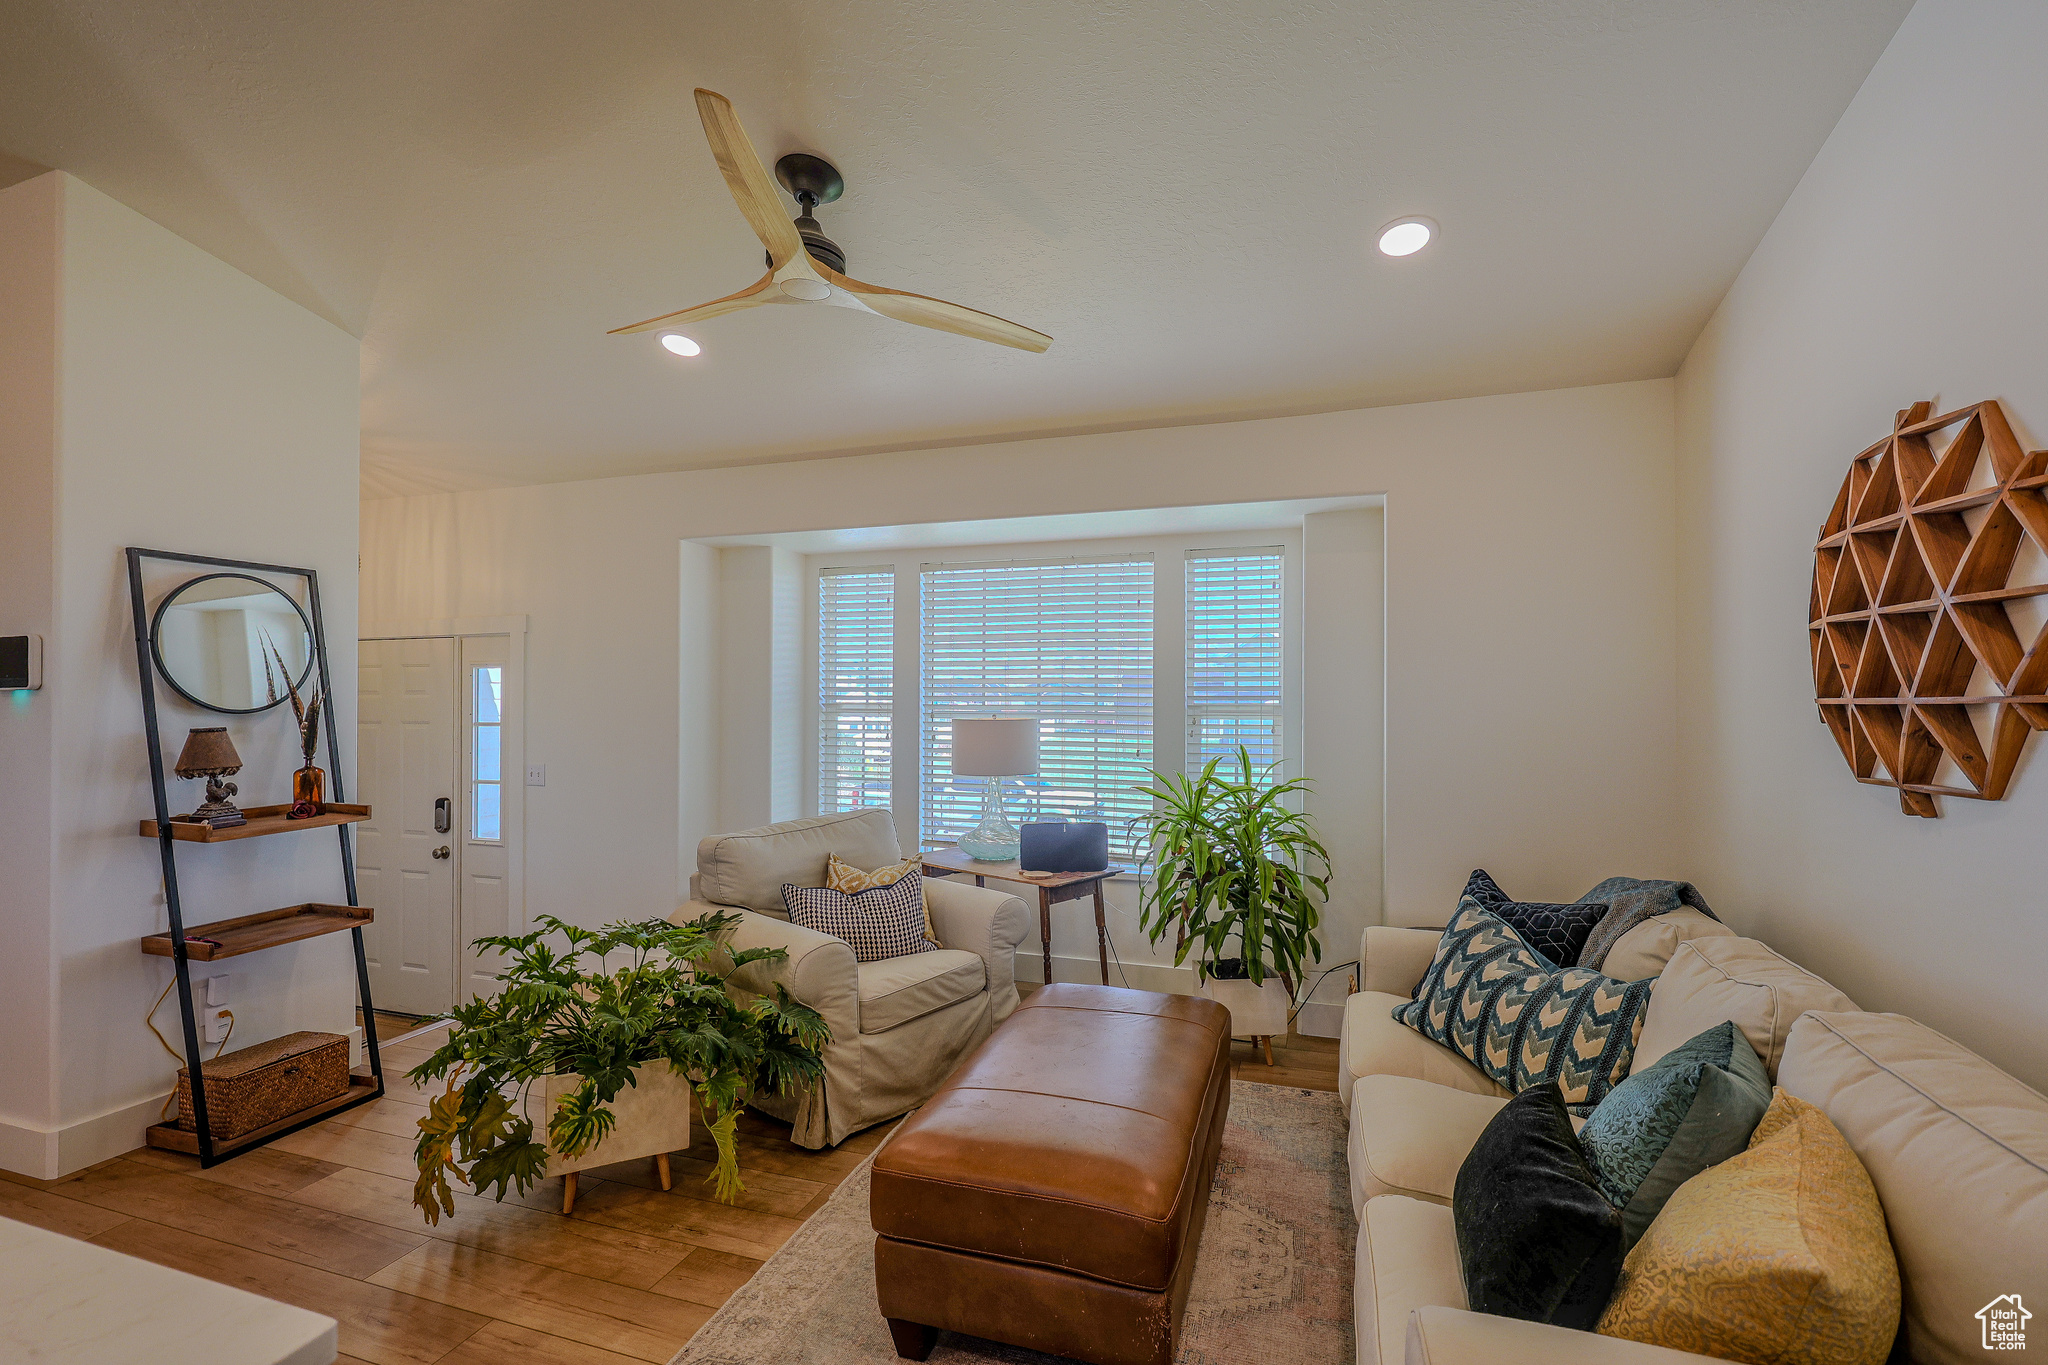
top-left (1, 1002), bottom-right (1338, 1365)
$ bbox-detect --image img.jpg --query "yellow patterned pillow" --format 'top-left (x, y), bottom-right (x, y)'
top-left (825, 853), bottom-right (940, 945)
top-left (1596, 1089), bottom-right (1899, 1365)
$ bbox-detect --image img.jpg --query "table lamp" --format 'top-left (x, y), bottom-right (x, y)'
top-left (952, 717), bottom-right (1038, 861)
top-left (175, 726), bottom-right (246, 829)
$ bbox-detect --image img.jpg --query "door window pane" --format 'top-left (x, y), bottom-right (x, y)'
top-left (471, 665), bottom-right (503, 841)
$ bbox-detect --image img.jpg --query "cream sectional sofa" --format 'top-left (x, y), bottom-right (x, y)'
top-left (1341, 921), bottom-right (2048, 1365)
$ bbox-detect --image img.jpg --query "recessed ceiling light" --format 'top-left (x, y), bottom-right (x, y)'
top-left (660, 334), bottom-right (702, 356)
top-left (1377, 217), bottom-right (1436, 257)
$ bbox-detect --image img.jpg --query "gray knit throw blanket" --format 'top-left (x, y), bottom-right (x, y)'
top-left (1574, 877), bottom-right (1718, 971)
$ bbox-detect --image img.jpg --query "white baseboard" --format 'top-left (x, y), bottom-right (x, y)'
top-left (0, 1091), bottom-right (173, 1180)
top-left (1, 1024), bottom-right (371, 1181)
top-left (1294, 999), bottom-right (1343, 1039)
top-left (1013, 953), bottom-right (1347, 1040)
top-left (1012, 951), bottom-right (1197, 995)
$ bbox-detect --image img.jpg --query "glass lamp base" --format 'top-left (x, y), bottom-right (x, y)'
top-left (957, 777), bottom-right (1021, 861)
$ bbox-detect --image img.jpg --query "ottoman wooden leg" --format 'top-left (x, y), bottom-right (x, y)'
top-left (886, 1318), bottom-right (938, 1361)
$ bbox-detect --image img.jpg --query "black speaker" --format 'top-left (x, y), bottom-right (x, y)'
top-left (1018, 821), bottom-right (1109, 873)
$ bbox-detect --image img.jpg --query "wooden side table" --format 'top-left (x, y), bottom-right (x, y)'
top-left (920, 847), bottom-right (1128, 987)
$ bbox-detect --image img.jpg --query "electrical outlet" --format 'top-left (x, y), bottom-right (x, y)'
top-left (204, 975), bottom-right (229, 1007)
top-left (526, 764), bottom-right (547, 787)
top-left (202, 1007), bottom-right (231, 1045)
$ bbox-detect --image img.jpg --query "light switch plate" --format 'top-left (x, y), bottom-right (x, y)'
top-left (526, 764), bottom-right (547, 787)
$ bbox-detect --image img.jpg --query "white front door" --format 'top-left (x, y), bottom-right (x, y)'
top-left (356, 637), bottom-right (459, 1016)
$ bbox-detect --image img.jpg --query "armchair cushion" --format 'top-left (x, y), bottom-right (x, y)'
top-left (697, 808), bottom-right (903, 914)
top-left (857, 950), bottom-right (985, 1034)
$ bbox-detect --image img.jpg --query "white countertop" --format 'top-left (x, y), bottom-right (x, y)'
top-left (0, 1214), bottom-right (336, 1365)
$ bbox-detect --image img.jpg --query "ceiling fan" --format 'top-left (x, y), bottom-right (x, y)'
top-left (611, 89), bottom-right (1052, 353)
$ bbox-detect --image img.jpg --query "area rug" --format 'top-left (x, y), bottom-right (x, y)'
top-left (669, 1082), bottom-right (1355, 1365)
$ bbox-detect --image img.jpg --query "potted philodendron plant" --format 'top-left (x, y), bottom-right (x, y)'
top-left (408, 911), bottom-right (828, 1223)
top-left (1130, 748), bottom-right (1331, 1052)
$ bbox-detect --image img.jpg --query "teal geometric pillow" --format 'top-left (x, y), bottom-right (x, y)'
top-left (1393, 899), bottom-right (1655, 1111)
top-left (1576, 1019), bottom-right (1772, 1248)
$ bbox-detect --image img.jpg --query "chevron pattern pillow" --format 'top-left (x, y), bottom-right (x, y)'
top-left (782, 874), bottom-right (939, 963)
top-left (1394, 898), bottom-right (1655, 1111)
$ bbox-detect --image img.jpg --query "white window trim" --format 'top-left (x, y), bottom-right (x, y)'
top-left (803, 529), bottom-right (1302, 852)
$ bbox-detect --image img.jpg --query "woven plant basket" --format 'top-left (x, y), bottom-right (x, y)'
top-left (177, 1030), bottom-right (350, 1140)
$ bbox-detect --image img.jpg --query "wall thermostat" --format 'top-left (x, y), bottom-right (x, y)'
top-left (1, 635), bottom-right (43, 690)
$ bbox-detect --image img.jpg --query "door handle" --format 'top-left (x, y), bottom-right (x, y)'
top-left (433, 846), bottom-right (451, 860)
top-left (434, 797), bottom-right (451, 834)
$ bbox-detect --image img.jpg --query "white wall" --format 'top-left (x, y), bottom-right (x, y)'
top-left (1675, 0), bottom-right (2048, 1090)
top-left (363, 378), bottom-right (1683, 1009)
top-left (0, 173), bottom-right (361, 1176)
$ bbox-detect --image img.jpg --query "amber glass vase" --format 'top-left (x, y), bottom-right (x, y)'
top-left (288, 765), bottom-right (325, 818)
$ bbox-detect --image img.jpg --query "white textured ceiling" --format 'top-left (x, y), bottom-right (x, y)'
top-left (0, 1), bottom-right (1910, 497)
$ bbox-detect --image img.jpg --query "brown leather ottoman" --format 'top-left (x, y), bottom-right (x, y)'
top-left (870, 983), bottom-right (1232, 1365)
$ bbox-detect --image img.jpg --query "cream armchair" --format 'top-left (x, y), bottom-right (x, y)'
top-left (673, 808), bottom-right (1030, 1149)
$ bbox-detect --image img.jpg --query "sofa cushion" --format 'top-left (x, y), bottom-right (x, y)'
top-left (1597, 1089), bottom-right (1900, 1365)
top-left (1347, 1075), bottom-right (1508, 1215)
top-left (1778, 1011), bottom-right (2048, 1365)
top-left (1460, 869), bottom-right (1609, 969)
top-left (1599, 908), bottom-right (1734, 983)
top-left (1454, 1084), bottom-right (1625, 1331)
top-left (856, 949), bottom-right (986, 1034)
top-left (783, 875), bottom-right (937, 964)
top-left (698, 809), bottom-right (903, 914)
top-left (1395, 902), bottom-right (1655, 1110)
top-left (1578, 1020), bottom-right (1772, 1249)
top-left (1340, 990), bottom-right (1509, 1111)
top-left (1356, 1195), bottom-right (1467, 1365)
top-left (1635, 937), bottom-right (1857, 1080)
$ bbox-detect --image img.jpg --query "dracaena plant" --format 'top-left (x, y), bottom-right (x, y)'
top-left (408, 911), bottom-right (828, 1225)
top-left (1128, 747), bottom-right (1332, 995)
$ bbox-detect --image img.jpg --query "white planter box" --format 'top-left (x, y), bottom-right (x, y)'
top-left (521, 1059), bottom-right (692, 1179)
top-left (1198, 977), bottom-right (1292, 1038)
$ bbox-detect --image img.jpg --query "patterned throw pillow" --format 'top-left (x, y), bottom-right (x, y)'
top-left (825, 852), bottom-right (941, 945)
top-left (1577, 1020), bottom-right (1773, 1249)
top-left (1597, 1090), bottom-right (1901, 1365)
top-left (782, 874), bottom-right (938, 963)
top-left (1461, 869), bottom-right (1609, 970)
top-left (1394, 899), bottom-right (1655, 1111)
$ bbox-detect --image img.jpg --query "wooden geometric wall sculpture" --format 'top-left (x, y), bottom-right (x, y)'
top-left (1812, 400), bottom-right (2048, 816)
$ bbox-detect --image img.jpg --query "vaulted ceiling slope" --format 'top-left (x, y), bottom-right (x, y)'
top-left (0, 1), bottom-right (1910, 496)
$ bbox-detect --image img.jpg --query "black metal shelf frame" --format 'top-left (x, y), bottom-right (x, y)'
top-left (126, 546), bottom-right (385, 1166)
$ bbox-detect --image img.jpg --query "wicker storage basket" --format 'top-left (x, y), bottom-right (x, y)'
top-left (177, 1030), bottom-right (350, 1140)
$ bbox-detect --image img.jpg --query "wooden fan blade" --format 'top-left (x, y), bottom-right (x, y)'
top-left (695, 89), bottom-right (804, 270)
top-left (820, 265), bottom-right (1051, 352)
top-left (607, 272), bottom-right (776, 335)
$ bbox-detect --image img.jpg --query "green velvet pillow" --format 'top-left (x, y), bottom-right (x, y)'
top-left (1453, 1082), bottom-right (1624, 1329)
top-left (1577, 1019), bottom-right (1772, 1248)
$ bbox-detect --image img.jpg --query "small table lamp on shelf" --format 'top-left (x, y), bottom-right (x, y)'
top-left (952, 717), bottom-right (1038, 862)
top-left (175, 726), bottom-right (246, 829)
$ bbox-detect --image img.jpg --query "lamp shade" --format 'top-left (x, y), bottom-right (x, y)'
top-left (951, 717), bottom-right (1038, 776)
top-left (174, 726), bottom-right (242, 777)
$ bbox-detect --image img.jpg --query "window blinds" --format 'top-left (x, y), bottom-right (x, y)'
top-left (1185, 547), bottom-right (1284, 773)
top-left (920, 557), bottom-right (1154, 852)
top-left (818, 566), bottom-right (894, 814)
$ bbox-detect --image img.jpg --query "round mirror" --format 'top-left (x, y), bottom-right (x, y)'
top-left (150, 573), bottom-right (315, 714)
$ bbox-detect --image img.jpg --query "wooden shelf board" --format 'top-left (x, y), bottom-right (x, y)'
top-left (1818, 695), bottom-right (2048, 706)
top-left (144, 1072), bottom-right (380, 1158)
top-left (140, 803), bottom-right (369, 842)
top-left (141, 903), bottom-right (371, 961)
